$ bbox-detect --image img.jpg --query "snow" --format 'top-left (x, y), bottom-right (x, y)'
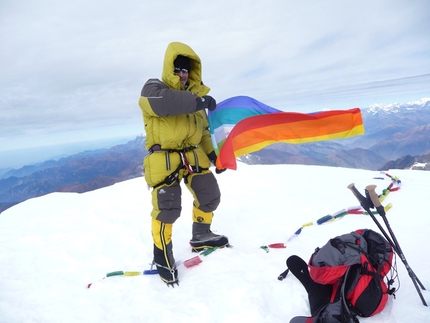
top-left (367, 97), bottom-right (430, 114)
top-left (1, 164), bottom-right (429, 323)
top-left (411, 162), bottom-right (428, 170)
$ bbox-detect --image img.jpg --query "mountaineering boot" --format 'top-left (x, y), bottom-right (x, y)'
top-left (153, 242), bottom-right (178, 286)
top-left (151, 219), bottom-right (178, 286)
top-left (189, 222), bottom-right (229, 251)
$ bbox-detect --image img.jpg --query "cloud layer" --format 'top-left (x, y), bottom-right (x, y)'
top-left (1, 0), bottom-right (429, 154)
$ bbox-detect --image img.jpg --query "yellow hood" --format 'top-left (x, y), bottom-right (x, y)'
top-left (161, 42), bottom-right (210, 96)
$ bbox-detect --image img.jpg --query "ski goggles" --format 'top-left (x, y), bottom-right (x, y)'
top-left (174, 67), bottom-right (189, 74)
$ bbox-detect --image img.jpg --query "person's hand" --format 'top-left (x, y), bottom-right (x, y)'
top-left (208, 151), bottom-right (226, 174)
top-left (215, 167), bottom-right (226, 174)
top-left (196, 96), bottom-right (216, 111)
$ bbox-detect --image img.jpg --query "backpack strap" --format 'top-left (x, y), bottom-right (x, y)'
top-left (339, 266), bottom-right (360, 323)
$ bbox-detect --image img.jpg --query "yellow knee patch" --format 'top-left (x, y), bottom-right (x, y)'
top-left (152, 219), bottom-right (173, 250)
top-left (192, 206), bottom-right (213, 224)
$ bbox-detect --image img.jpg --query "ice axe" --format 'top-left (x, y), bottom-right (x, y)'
top-left (347, 183), bottom-right (427, 306)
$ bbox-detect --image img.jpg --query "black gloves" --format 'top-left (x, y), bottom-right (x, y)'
top-left (208, 151), bottom-right (226, 174)
top-left (196, 96), bottom-right (216, 111)
top-left (215, 167), bottom-right (226, 174)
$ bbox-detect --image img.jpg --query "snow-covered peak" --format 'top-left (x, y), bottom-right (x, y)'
top-left (366, 97), bottom-right (430, 115)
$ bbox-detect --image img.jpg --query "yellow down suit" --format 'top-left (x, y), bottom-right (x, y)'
top-left (138, 42), bottom-right (221, 262)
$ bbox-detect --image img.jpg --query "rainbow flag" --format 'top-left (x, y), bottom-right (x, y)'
top-left (207, 96), bottom-right (364, 170)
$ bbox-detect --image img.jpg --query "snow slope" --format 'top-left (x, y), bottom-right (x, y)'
top-left (1, 164), bottom-right (429, 323)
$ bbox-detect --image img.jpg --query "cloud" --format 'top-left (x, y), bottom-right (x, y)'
top-left (0, 0), bottom-right (429, 156)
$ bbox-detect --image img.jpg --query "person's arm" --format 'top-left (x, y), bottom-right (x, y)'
top-left (140, 79), bottom-right (198, 117)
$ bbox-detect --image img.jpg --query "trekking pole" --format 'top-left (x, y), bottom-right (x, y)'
top-left (347, 183), bottom-right (428, 306)
top-left (347, 184), bottom-right (397, 249)
top-left (366, 185), bottom-right (428, 294)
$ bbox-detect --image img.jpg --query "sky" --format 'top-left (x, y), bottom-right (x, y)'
top-left (1, 164), bottom-right (429, 322)
top-left (1, 0), bottom-right (430, 168)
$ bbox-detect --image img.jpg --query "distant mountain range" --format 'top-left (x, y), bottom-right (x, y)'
top-left (237, 97), bottom-right (430, 170)
top-left (0, 137), bottom-right (147, 213)
top-left (1, 97), bottom-right (429, 213)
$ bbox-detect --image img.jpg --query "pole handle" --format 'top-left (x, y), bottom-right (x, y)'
top-left (366, 184), bottom-right (386, 216)
top-left (347, 183), bottom-right (371, 209)
top-left (366, 185), bottom-right (381, 207)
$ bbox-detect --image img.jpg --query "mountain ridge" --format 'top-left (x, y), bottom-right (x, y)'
top-left (1, 97), bottom-right (429, 214)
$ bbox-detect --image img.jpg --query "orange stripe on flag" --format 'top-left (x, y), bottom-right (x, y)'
top-left (216, 108), bottom-right (364, 170)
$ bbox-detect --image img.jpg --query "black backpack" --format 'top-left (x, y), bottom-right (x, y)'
top-left (290, 229), bottom-right (396, 323)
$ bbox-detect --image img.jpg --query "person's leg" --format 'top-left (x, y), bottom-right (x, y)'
top-left (152, 219), bottom-right (177, 284)
top-left (150, 181), bottom-right (182, 284)
top-left (185, 171), bottom-right (228, 250)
